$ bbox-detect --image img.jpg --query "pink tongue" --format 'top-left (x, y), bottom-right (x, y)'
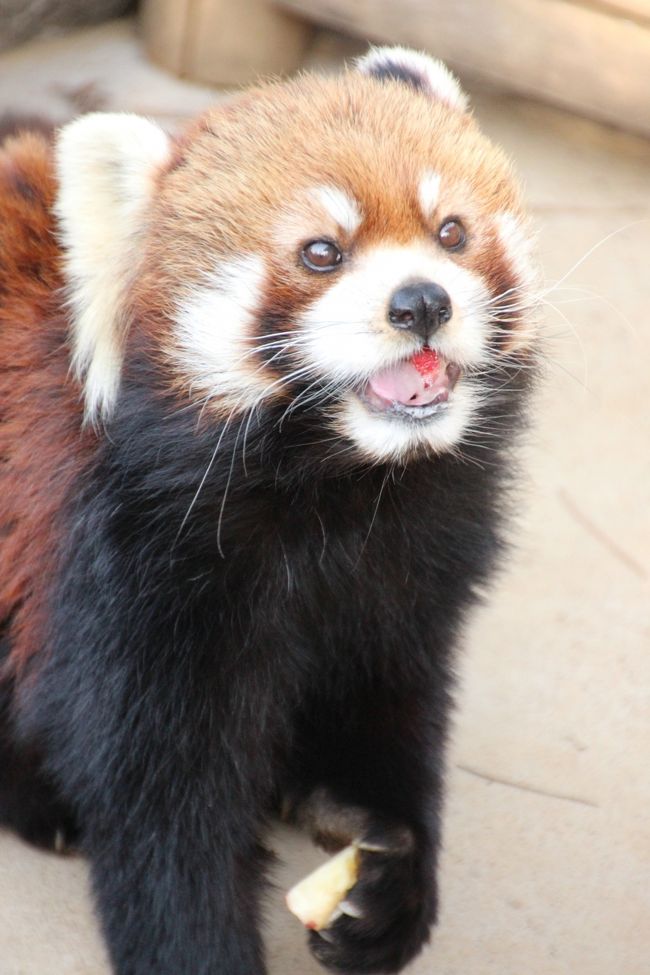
top-left (369, 358), bottom-right (444, 407)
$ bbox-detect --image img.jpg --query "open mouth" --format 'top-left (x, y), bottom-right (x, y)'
top-left (360, 348), bottom-right (462, 421)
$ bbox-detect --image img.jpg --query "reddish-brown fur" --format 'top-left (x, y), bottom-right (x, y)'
top-left (0, 132), bottom-right (93, 677)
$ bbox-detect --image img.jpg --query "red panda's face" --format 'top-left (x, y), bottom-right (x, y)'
top-left (56, 48), bottom-right (537, 464)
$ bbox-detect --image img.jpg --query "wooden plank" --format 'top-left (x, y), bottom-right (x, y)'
top-left (141, 0), bottom-right (313, 87)
top-left (589, 0), bottom-right (650, 22)
top-left (140, 0), bottom-right (189, 77)
top-left (275, 0), bottom-right (650, 138)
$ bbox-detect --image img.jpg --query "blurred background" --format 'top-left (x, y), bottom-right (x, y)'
top-left (0, 2), bottom-right (649, 973)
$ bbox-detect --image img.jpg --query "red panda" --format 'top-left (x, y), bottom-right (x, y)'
top-left (0, 47), bottom-right (538, 975)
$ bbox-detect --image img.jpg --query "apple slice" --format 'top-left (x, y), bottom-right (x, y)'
top-left (411, 346), bottom-right (440, 381)
top-left (286, 844), bottom-right (360, 930)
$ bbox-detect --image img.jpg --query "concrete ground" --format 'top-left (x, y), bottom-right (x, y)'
top-left (1, 18), bottom-right (649, 975)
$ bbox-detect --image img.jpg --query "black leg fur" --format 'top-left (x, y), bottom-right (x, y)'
top-left (26, 584), bottom-right (288, 975)
top-left (285, 676), bottom-right (449, 973)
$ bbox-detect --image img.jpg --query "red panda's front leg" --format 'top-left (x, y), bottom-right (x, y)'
top-left (88, 785), bottom-right (271, 975)
top-left (40, 662), bottom-right (276, 975)
top-left (283, 677), bottom-right (448, 974)
top-left (25, 553), bottom-right (284, 975)
top-left (44, 664), bottom-right (276, 975)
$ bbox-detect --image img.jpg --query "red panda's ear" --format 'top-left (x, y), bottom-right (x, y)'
top-left (355, 46), bottom-right (469, 114)
top-left (54, 113), bottom-right (171, 423)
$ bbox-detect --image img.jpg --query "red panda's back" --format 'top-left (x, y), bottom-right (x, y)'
top-left (0, 130), bottom-right (89, 677)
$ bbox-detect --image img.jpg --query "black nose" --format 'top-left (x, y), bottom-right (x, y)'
top-left (388, 281), bottom-right (452, 340)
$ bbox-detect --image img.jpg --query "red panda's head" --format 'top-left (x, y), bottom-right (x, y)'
top-left (54, 47), bottom-right (537, 466)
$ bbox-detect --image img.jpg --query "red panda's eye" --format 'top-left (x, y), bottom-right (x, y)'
top-left (438, 219), bottom-right (466, 251)
top-left (301, 240), bottom-right (343, 272)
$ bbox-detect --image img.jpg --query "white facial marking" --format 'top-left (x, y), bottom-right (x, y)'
top-left (355, 46), bottom-right (469, 113)
top-left (312, 186), bottom-right (362, 237)
top-left (55, 113), bottom-right (170, 422)
top-left (497, 212), bottom-right (538, 295)
top-left (297, 243), bottom-right (490, 462)
top-left (496, 212), bottom-right (540, 350)
top-left (173, 256), bottom-right (272, 410)
top-left (418, 171), bottom-right (441, 217)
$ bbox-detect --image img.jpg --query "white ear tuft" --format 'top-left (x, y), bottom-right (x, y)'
top-left (55, 113), bottom-right (170, 422)
top-left (355, 46), bottom-right (469, 113)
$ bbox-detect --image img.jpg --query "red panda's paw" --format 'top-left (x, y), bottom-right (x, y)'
top-left (307, 822), bottom-right (437, 974)
top-left (1, 793), bottom-right (80, 855)
top-left (15, 809), bottom-right (80, 855)
top-left (0, 738), bottom-right (81, 855)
